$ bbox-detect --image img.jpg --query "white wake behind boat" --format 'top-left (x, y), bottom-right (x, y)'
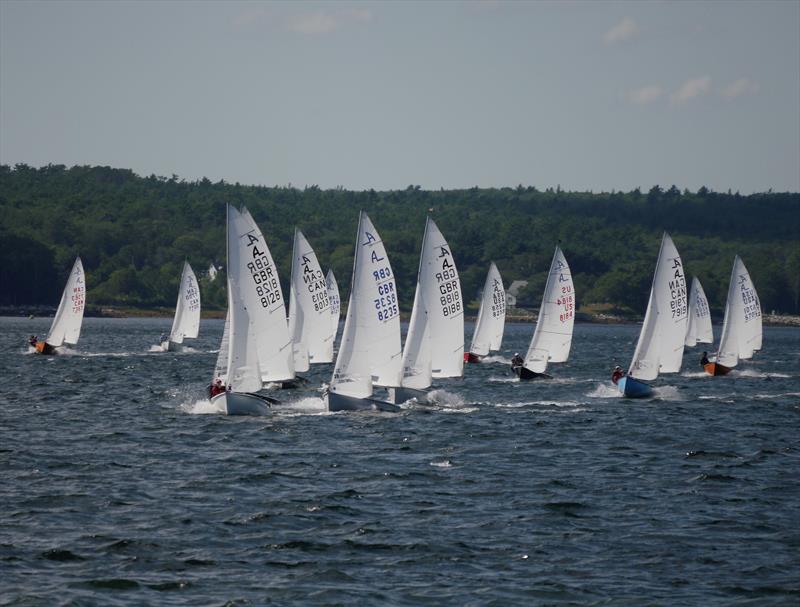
top-left (327, 211), bottom-right (402, 412)
top-left (159, 261), bottom-right (201, 351)
top-left (33, 256), bottom-right (86, 355)
top-left (685, 276), bottom-right (713, 348)
top-left (391, 216), bottom-right (464, 404)
top-left (514, 246), bottom-right (574, 380)
top-left (616, 233), bottom-right (688, 398)
top-left (210, 205), bottom-right (293, 415)
top-left (288, 229), bottom-right (333, 372)
top-left (704, 256), bottom-right (762, 376)
top-left (325, 269), bottom-right (341, 361)
top-left (465, 262), bottom-right (505, 363)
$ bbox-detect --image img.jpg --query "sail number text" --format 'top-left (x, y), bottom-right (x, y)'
top-left (247, 238), bottom-right (281, 308)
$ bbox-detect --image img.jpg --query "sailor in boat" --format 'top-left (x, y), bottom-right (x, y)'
top-left (611, 366), bottom-right (625, 385)
top-left (511, 352), bottom-right (523, 370)
top-left (700, 351), bottom-right (710, 367)
top-left (209, 377), bottom-right (225, 399)
top-left (28, 335), bottom-right (37, 348)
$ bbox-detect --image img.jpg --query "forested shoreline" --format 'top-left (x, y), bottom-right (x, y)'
top-left (1, 163), bottom-right (798, 316)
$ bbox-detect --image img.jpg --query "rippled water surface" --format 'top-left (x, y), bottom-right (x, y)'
top-left (2, 317), bottom-right (799, 605)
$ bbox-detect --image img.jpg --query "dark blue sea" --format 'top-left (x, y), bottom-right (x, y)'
top-left (2, 317), bottom-right (799, 606)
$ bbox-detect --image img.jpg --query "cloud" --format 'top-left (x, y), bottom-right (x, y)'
top-left (286, 9), bottom-right (372, 36)
top-left (721, 78), bottom-right (759, 99)
top-left (670, 76), bottom-right (711, 105)
top-left (603, 17), bottom-right (638, 45)
top-left (232, 7), bottom-right (272, 29)
top-left (626, 85), bottom-right (663, 105)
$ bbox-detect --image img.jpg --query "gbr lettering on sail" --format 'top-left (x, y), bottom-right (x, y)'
top-left (365, 230), bottom-right (398, 323)
top-left (245, 233), bottom-right (281, 307)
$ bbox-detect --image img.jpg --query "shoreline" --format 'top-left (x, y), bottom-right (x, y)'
top-left (3, 306), bottom-right (798, 327)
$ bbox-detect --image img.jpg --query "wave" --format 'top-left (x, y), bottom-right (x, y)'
top-left (481, 355), bottom-right (511, 364)
top-left (587, 383), bottom-right (619, 398)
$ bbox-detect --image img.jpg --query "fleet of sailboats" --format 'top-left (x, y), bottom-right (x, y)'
top-left (514, 246), bottom-right (575, 380)
top-left (25, 208), bottom-right (769, 410)
top-left (159, 261), bottom-right (201, 351)
top-left (465, 262), bottom-right (505, 363)
top-left (703, 256), bottom-right (762, 376)
top-left (615, 233), bottom-right (688, 398)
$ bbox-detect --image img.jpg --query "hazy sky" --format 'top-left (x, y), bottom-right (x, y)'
top-left (1, 0), bottom-right (798, 193)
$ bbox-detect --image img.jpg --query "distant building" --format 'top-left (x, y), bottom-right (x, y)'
top-left (506, 280), bottom-right (528, 308)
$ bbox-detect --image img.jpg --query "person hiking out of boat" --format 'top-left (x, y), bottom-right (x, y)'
top-left (28, 335), bottom-right (38, 348)
top-left (700, 351), bottom-right (709, 367)
top-left (611, 366), bottom-right (625, 384)
top-left (511, 353), bottom-right (523, 368)
top-left (209, 378), bottom-right (225, 398)
top-left (159, 331), bottom-right (168, 344)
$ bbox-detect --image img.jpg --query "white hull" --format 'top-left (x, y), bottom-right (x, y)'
top-left (211, 392), bottom-right (275, 416)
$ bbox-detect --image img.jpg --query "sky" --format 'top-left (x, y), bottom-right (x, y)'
top-left (1, 0), bottom-right (798, 193)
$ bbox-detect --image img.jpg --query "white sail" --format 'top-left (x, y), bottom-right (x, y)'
top-left (288, 229), bottom-right (332, 371)
top-left (330, 211), bottom-right (402, 399)
top-left (325, 269), bottom-right (341, 361)
top-left (46, 257), bottom-right (86, 347)
top-left (469, 262), bottom-right (506, 356)
top-left (213, 308), bottom-right (231, 384)
top-left (629, 233), bottom-right (689, 381)
top-left (716, 256), bottom-right (762, 368)
top-left (224, 206), bottom-right (263, 393)
top-left (685, 276), bottom-right (713, 347)
top-left (237, 207), bottom-right (294, 383)
top-left (523, 247), bottom-right (575, 373)
top-left (168, 261), bottom-right (201, 344)
top-left (400, 217), bottom-right (464, 388)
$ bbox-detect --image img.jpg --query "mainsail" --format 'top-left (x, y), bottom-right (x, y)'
top-left (330, 211), bottom-right (402, 399)
top-left (325, 269), bottom-right (341, 361)
top-left (400, 217), bottom-right (464, 389)
top-left (523, 247), bottom-right (575, 374)
top-left (288, 229), bottom-right (332, 371)
top-left (46, 257), bottom-right (86, 347)
top-left (685, 276), bottom-right (713, 347)
top-left (469, 262), bottom-right (506, 357)
top-left (169, 261), bottom-right (201, 344)
top-left (716, 256), bottom-right (762, 368)
top-left (628, 233), bottom-right (689, 381)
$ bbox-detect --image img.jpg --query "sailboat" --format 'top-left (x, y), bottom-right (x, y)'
top-left (326, 211), bottom-right (403, 412)
top-left (703, 256), bottom-right (762, 376)
top-left (325, 269), bottom-right (341, 360)
top-left (210, 205), bottom-right (293, 415)
top-left (159, 261), bottom-right (201, 351)
top-left (287, 229), bottom-right (333, 373)
top-left (390, 216), bottom-right (464, 404)
top-left (513, 246), bottom-right (574, 380)
top-left (32, 257), bottom-right (86, 355)
top-left (615, 233), bottom-right (688, 398)
top-left (684, 276), bottom-right (713, 348)
top-left (465, 262), bottom-right (505, 363)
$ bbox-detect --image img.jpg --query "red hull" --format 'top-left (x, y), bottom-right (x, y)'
top-left (464, 352), bottom-right (483, 364)
top-left (704, 362), bottom-right (731, 376)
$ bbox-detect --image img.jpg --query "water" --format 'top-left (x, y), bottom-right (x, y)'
top-left (2, 317), bottom-right (798, 605)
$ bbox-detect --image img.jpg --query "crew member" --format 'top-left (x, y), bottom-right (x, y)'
top-left (511, 352), bottom-right (524, 368)
top-left (700, 351), bottom-right (709, 367)
top-left (209, 378), bottom-right (225, 398)
top-left (611, 366), bottom-right (625, 384)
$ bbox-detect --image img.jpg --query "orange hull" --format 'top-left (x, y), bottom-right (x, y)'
top-left (704, 362), bottom-right (731, 376)
top-left (34, 341), bottom-right (56, 355)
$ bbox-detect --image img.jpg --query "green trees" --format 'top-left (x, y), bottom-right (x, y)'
top-left (1, 163), bottom-right (798, 316)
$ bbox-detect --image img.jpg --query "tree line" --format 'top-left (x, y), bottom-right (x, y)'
top-left (1, 163), bottom-right (798, 317)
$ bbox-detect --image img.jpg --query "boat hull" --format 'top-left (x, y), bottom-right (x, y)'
top-left (211, 392), bottom-right (277, 416)
top-left (618, 376), bottom-right (654, 398)
top-left (704, 362), bottom-right (732, 376)
top-left (327, 392), bottom-right (401, 412)
top-left (464, 352), bottom-right (483, 364)
top-left (34, 342), bottom-right (57, 355)
top-left (513, 366), bottom-right (552, 380)
top-left (387, 386), bottom-right (429, 404)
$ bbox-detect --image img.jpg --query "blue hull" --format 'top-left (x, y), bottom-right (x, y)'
top-left (618, 376), bottom-right (653, 398)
